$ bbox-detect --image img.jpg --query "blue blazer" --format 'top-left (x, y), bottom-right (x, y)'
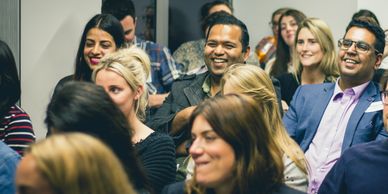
top-left (283, 82), bottom-right (388, 152)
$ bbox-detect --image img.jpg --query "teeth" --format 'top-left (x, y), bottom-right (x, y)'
top-left (213, 58), bottom-right (226, 63)
top-left (345, 59), bottom-right (356, 64)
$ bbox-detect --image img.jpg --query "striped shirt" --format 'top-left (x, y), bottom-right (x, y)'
top-left (1, 105), bottom-right (35, 155)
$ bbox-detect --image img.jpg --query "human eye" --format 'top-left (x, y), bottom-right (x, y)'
top-left (109, 86), bottom-right (122, 94)
top-left (356, 41), bottom-right (370, 52)
top-left (290, 22), bottom-right (298, 27)
top-left (85, 40), bottom-right (94, 47)
top-left (225, 43), bottom-right (236, 49)
top-left (101, 42), bottom-right (112, 49)
top-left (206, 41), bottom-right (217, 48)
top-left (296, 39), bottom-right (304, 45)
top-left (342, 39), bottom-right (353, 48)
top-left (280, 24), bottom-right (286, 31)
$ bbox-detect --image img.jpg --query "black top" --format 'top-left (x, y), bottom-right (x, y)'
top-left (135, 131), bottom-right (176, 193)
top-left (162, 181), bottom-right (306, 194)
top-left (277, 73), bottom-right (299, 105)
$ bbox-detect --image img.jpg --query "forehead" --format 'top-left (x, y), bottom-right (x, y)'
top-left (120, 16), bottom-right (135, 28)
top-left (86, 28), bottom-right (114, 40)
top-left (298, 27), bottom-right (314, 39)
top-left (96, 68), bottom-right (126, 84)
top-left (281, 15), bottom-right (296, 24)
top-left (207, 24), bottom-right (242, 43)
top-left (344, 26), bottom-right (376, 44)
top-left (192, 115), bottom-right (213, 134)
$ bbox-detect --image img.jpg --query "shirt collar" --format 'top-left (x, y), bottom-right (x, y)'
top-left (333, 78), bottom-right (370, 101)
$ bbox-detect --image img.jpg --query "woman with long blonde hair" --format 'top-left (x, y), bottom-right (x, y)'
top-left (222, 64), bottom-right (308, 192)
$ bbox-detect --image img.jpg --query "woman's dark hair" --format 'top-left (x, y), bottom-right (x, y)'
top-left (271, 9), bottom-right (306, 77)
top-left (73, 14), bottom-right (125, 81)
top-left (0, 40), bottom-right (20, 117)
top-left (45, 81), bottom-right (150, 192)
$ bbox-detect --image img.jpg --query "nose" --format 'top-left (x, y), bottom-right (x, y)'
top-left (91, 45), bottom-right (100, 55)
top-left (214, 45), bottom-right (225, 56)
top-left (189, 139), bottom-right (204, 157)
top-left (346, 42), bottom-right (357, 54)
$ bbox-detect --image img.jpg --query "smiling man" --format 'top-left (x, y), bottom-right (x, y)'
top-left (148, 12), bottom-right (250, 147)
top-left (283, 19), bottom-right (388, 193)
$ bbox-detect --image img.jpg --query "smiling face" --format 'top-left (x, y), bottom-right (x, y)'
top-left (16, 154), bottom-right (54, 194)
top-left (296, 27), bottom-right (324, 69)
top-left (189, 115), bottom-right (235, 189)
top-left (280, 16), bottom-right (298, 46)
top-left (83, 28), bottom-right (116, 70)
top-left (95, 68), bottom-right (141, 118)
top-left (338, 27), bottom-right (381, 86)
top-left (204, 24), bottom-right (249, 78)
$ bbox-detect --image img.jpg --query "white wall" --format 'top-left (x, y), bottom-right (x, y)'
top-left (233, 0), bottom-right (357, 49)
top-left (21, 0), bottom-right (100, 139)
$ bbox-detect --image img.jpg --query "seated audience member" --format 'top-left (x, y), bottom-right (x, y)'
top-left (266, 9), bottom-right (307, 77)
top-left (53, 13), bottom-right (124, 95)
top-left (255, 8), bottom-right (288, 69)
top-left (0, 140), bottom-right (20, 194)
top-left (0, 40), bottom-right (35, 155)
top-left (15, 133), bottom-right (136, 194)
top-left (102, 0), bottom-right (180, 110)
top-left (318, 73), bottom-right (388, 194)
top-left (277, 18), bottom-right (339, 109)
top-left (352, 9), bottom-right (380, 26)
top-left (46, 81), bottom-right (150, 193)
top-left (283, 19), bottom-right (388, 193)
top-left (93, 47), bottom-right (176, 193)
top-left (163, 94), bottom-right (304, 194)
top-left (173, 0), bottom-right (233, 74)
top-left (222, 64), bottom-right (308, 192)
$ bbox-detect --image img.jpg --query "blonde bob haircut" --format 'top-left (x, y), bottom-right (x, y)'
top-left (92, 46), bottom-right (151, 121)
top-left (25, 132), bottom-right (136, 194)
top-left (221, 64), bottom-right (307, 174)
top-left (292, 18), bottom-right (339, 83)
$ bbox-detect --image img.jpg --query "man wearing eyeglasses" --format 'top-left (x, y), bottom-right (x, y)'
top-left (283, 19), bottom-right (388, 194)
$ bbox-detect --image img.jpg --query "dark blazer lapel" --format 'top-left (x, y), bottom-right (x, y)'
top-left (183, 73), bottom-right (208, 106)
top-left (305, 84), bottom-right (335, 145)
top-left (342, 82), bottom-right (377, 150)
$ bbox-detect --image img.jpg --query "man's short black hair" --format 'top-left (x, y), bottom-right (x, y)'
top-left (345, 19), bottom-right (385, 55)
top-left (205, 12), bottom-right (249, 53)
top-left (101, 0), bottom-right (136, 21)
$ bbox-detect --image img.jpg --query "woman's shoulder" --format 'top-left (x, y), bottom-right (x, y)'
top-left (135, 131), bottom-right (175, 154)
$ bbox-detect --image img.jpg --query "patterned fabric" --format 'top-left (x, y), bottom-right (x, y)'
top-left (255, 35), bottom-right (276, 68)
top-left (173, 39), bottom-right (206, 74)
top-left (133, 37), bottom-right (180, 94)
top-left (0, 105), bottom-right (35, 155)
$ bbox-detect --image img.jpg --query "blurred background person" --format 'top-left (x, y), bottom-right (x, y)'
top-left (266, 9), bottom-right (307, 77)
top-left (0, 40), bottom-right (35, 155)
top-left (255, 8), bottom-right (288, 69)
top-left (15, 133), bottom-right (137, 194)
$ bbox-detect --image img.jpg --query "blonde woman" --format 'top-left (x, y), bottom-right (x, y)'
top-left (222, 64), bottom-right (308, 192)
top-left (92, 46), bottom-right (176, 193)
top-left (15, 133), bottom-right (136, 194)
top-left (278, 18), bottom-right (339, 107)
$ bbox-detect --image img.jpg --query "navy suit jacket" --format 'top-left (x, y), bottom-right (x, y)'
top-left (283, 81), bottom-right (388, 152)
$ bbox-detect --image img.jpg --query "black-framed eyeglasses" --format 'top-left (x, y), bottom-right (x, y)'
top-left (381, 91), bottom-right (388, 105)
top-left (338, 38), bottom-right (381, 55)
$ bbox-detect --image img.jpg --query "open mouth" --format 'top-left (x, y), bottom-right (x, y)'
top-left (89, 57), bottom-right (101, 65)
